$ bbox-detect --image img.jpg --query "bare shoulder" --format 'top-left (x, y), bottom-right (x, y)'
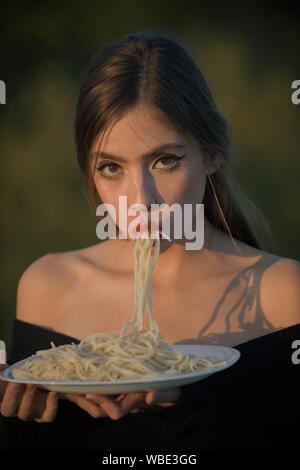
top-left (16, 243), bottom-right (108, 326)
top-left (227, 234), bottom-right (300, 330)
top-left (257, 253), bottom-right (300, 328)
top-left (16, 252), bottom-right (75, 325)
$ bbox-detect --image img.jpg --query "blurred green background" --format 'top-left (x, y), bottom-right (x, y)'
top-left (0, 2), bottom-right (299, 356)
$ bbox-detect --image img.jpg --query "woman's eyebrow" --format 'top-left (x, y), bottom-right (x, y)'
top-left (90, 143), bottom-right (187, 163)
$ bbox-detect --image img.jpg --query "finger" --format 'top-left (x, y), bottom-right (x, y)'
top-left (35, 392), bottom-right (59, 423)
top-left (85, 393), bottom-right (129, 420)
top-left (145, 388), bottom-right (182, 406)
top-left (17, 385), bottom-right (41, 421)
top-left (0, 383), bottom-right (7, 403)
top-left (129, 408), bottom-right (147, 414)
top-left (0, 382), bottom-right (26, 417)
top-left (0, 365), bottom-right (8, 402)
top-left (115, 394), bottom-right (126, 402)
top-left (17, 386), bottom-right (49, 421)
top-left (65, 393), bottom-right (107, 418)
top-left (86, 392), bottom-right (147, 420)
top-left (85, 393), bottom-right (123, 402)
top-left (117, 392), bottom-right (148, 416)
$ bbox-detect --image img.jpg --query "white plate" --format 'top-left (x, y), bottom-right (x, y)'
top-left (0, 345), bottom-right (240, 394)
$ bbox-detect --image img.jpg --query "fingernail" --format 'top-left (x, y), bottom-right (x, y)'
top-left (146, 394), bottom-right (156, 405)
top-left (86, 394), bottom-right (99, 400)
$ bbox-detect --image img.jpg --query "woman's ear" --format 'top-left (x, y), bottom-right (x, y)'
top-left (205, 152), bottom-right (223, 175)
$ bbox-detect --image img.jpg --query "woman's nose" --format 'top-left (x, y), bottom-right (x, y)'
top-left (130, 170), bottom-right (157, 210)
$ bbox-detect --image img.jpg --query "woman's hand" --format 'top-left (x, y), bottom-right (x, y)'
top-left (64, 387), bottom-right (182, 420)
top-left (0, 364), bottom-right (59, 423)
top-left (1, 363), bottom-right (182, 422)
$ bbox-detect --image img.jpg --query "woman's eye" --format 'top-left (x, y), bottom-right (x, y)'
top-left (96, 155), bottom-right (184, 178)
top-left (96, 163), bottom-right (122, 178)
top-left (153, 155), bottom-right (184, 171)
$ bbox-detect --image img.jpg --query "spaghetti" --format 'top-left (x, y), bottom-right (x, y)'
top-left (12, 232), bottom-right (226, 381)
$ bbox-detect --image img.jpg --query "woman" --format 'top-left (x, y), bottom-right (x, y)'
top-left (1, 29), bottom-right (299, 450)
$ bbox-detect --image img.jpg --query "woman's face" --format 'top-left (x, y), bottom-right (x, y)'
top-left (90, 103), bottom-right (219, 245)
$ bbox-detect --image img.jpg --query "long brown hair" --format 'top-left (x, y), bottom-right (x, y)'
top-left (75, 29), bottom-right (276, 252)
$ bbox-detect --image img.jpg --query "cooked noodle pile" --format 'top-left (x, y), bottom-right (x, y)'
top-left (12, 233), bottom-right (226, 381)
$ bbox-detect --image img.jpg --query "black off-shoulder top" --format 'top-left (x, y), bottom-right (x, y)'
top-left (1, 318), bottom-right (299, 450)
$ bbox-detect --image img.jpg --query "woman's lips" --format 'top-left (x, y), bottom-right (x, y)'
top-left (136, 221), bottom-right (162, 237)
top-left (135, 221), bottom-right (171, 241)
